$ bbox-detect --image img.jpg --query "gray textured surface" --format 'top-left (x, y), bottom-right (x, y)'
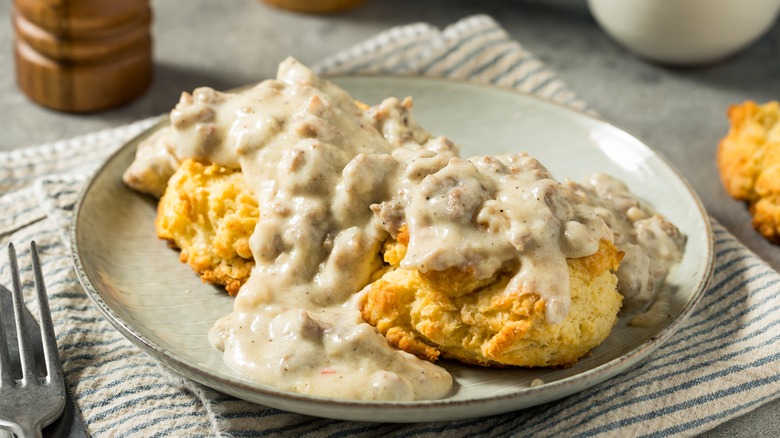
top-left (0, 0), bottom-right (777, 435)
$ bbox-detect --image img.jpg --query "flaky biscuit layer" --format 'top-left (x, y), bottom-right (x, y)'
top-left (361, 228), bottom-right (623, 368)
top-left (156, 159), bottom-right (259, 295)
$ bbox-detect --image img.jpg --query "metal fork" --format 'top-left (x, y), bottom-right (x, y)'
top-left (0, 242), bottom-right (66, 438)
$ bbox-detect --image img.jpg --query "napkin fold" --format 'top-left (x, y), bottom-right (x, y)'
top-left (1, 14), bottom-right (778, 437)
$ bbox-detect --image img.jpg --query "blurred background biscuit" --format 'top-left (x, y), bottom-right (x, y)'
top-left (717, 101), bottom-right (780, 242)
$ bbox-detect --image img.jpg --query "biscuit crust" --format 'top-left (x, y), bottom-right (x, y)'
top-left (717, 101), bottom-right (780, 242)
top-left (360, 228), bottom-right (623, 368)
top-left (156, 159), bottom-right (259, 295)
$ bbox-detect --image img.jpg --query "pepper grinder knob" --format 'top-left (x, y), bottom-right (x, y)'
top-left (13, 0), bottom-right (153, 113)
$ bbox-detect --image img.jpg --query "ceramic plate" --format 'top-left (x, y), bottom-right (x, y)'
top-left (71, 76), bottom-right (713, 422)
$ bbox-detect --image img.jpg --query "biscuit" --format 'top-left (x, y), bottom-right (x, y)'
top-left (156, 159), bottom-right (259, 295)
top-left (717, 100), bottom-right (780, 242)
top-left (360, 227), bottom-right (624, 368)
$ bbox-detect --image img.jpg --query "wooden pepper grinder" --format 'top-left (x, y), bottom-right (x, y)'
top-left (263, 0), bottom-right (364, 13)
top-left (13, 0), bottom-right (153, 113)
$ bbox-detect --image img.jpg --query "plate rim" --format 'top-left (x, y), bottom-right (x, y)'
top-left (69, 74), bottom-right (715, 421)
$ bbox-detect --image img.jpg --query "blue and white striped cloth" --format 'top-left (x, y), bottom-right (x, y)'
top-left (1, 15), bottom-right (777, 437)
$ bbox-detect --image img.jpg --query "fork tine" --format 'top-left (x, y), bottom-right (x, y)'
top-left (0, 242), bottom-right (66, 437)
top-left (30, 241), bottom-right (63, 383)
top-left (0, 279), bottom-right (11, 386)
top-left (8, 242), bottom-right (36, 381)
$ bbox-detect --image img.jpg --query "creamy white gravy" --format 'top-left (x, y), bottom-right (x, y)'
top-left (123, 57), bottom-right (685, 400)
top-left (568, 174), bottom-right (686, 326)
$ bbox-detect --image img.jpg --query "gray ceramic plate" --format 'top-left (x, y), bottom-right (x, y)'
top-left (71, 76), bottom-right (714, 422)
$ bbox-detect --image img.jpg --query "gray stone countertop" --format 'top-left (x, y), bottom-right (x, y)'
top-left (0, 0), bottom-right (777, 436)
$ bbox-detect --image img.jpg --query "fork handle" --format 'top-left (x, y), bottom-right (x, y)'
top-left (6, 418), bottom-right (42, 438)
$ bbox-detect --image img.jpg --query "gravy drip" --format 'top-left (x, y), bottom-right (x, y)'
top-left (123, 57), bottom-right (684, 400)
top-left (374, 151), bottom-right (614, 323)
top-left (569, 174), bottom-right (686, 321)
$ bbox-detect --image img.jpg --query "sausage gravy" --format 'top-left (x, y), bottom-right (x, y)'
top-left (123, 57), bottom-right (685, 401)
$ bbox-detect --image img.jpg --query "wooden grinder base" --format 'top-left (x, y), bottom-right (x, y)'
top-left (13, 0), bottom-right (153, 113)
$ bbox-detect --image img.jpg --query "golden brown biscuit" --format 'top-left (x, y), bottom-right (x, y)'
top-left (156, 159), bottom-right (259, 295)
top-left (717, 100), bottom-right (780, 242)
top-left (360, 227), bottom-right (624, 368)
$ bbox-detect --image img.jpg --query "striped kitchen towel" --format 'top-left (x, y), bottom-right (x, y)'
top-left (1, 14), bottom-right (777, 437)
